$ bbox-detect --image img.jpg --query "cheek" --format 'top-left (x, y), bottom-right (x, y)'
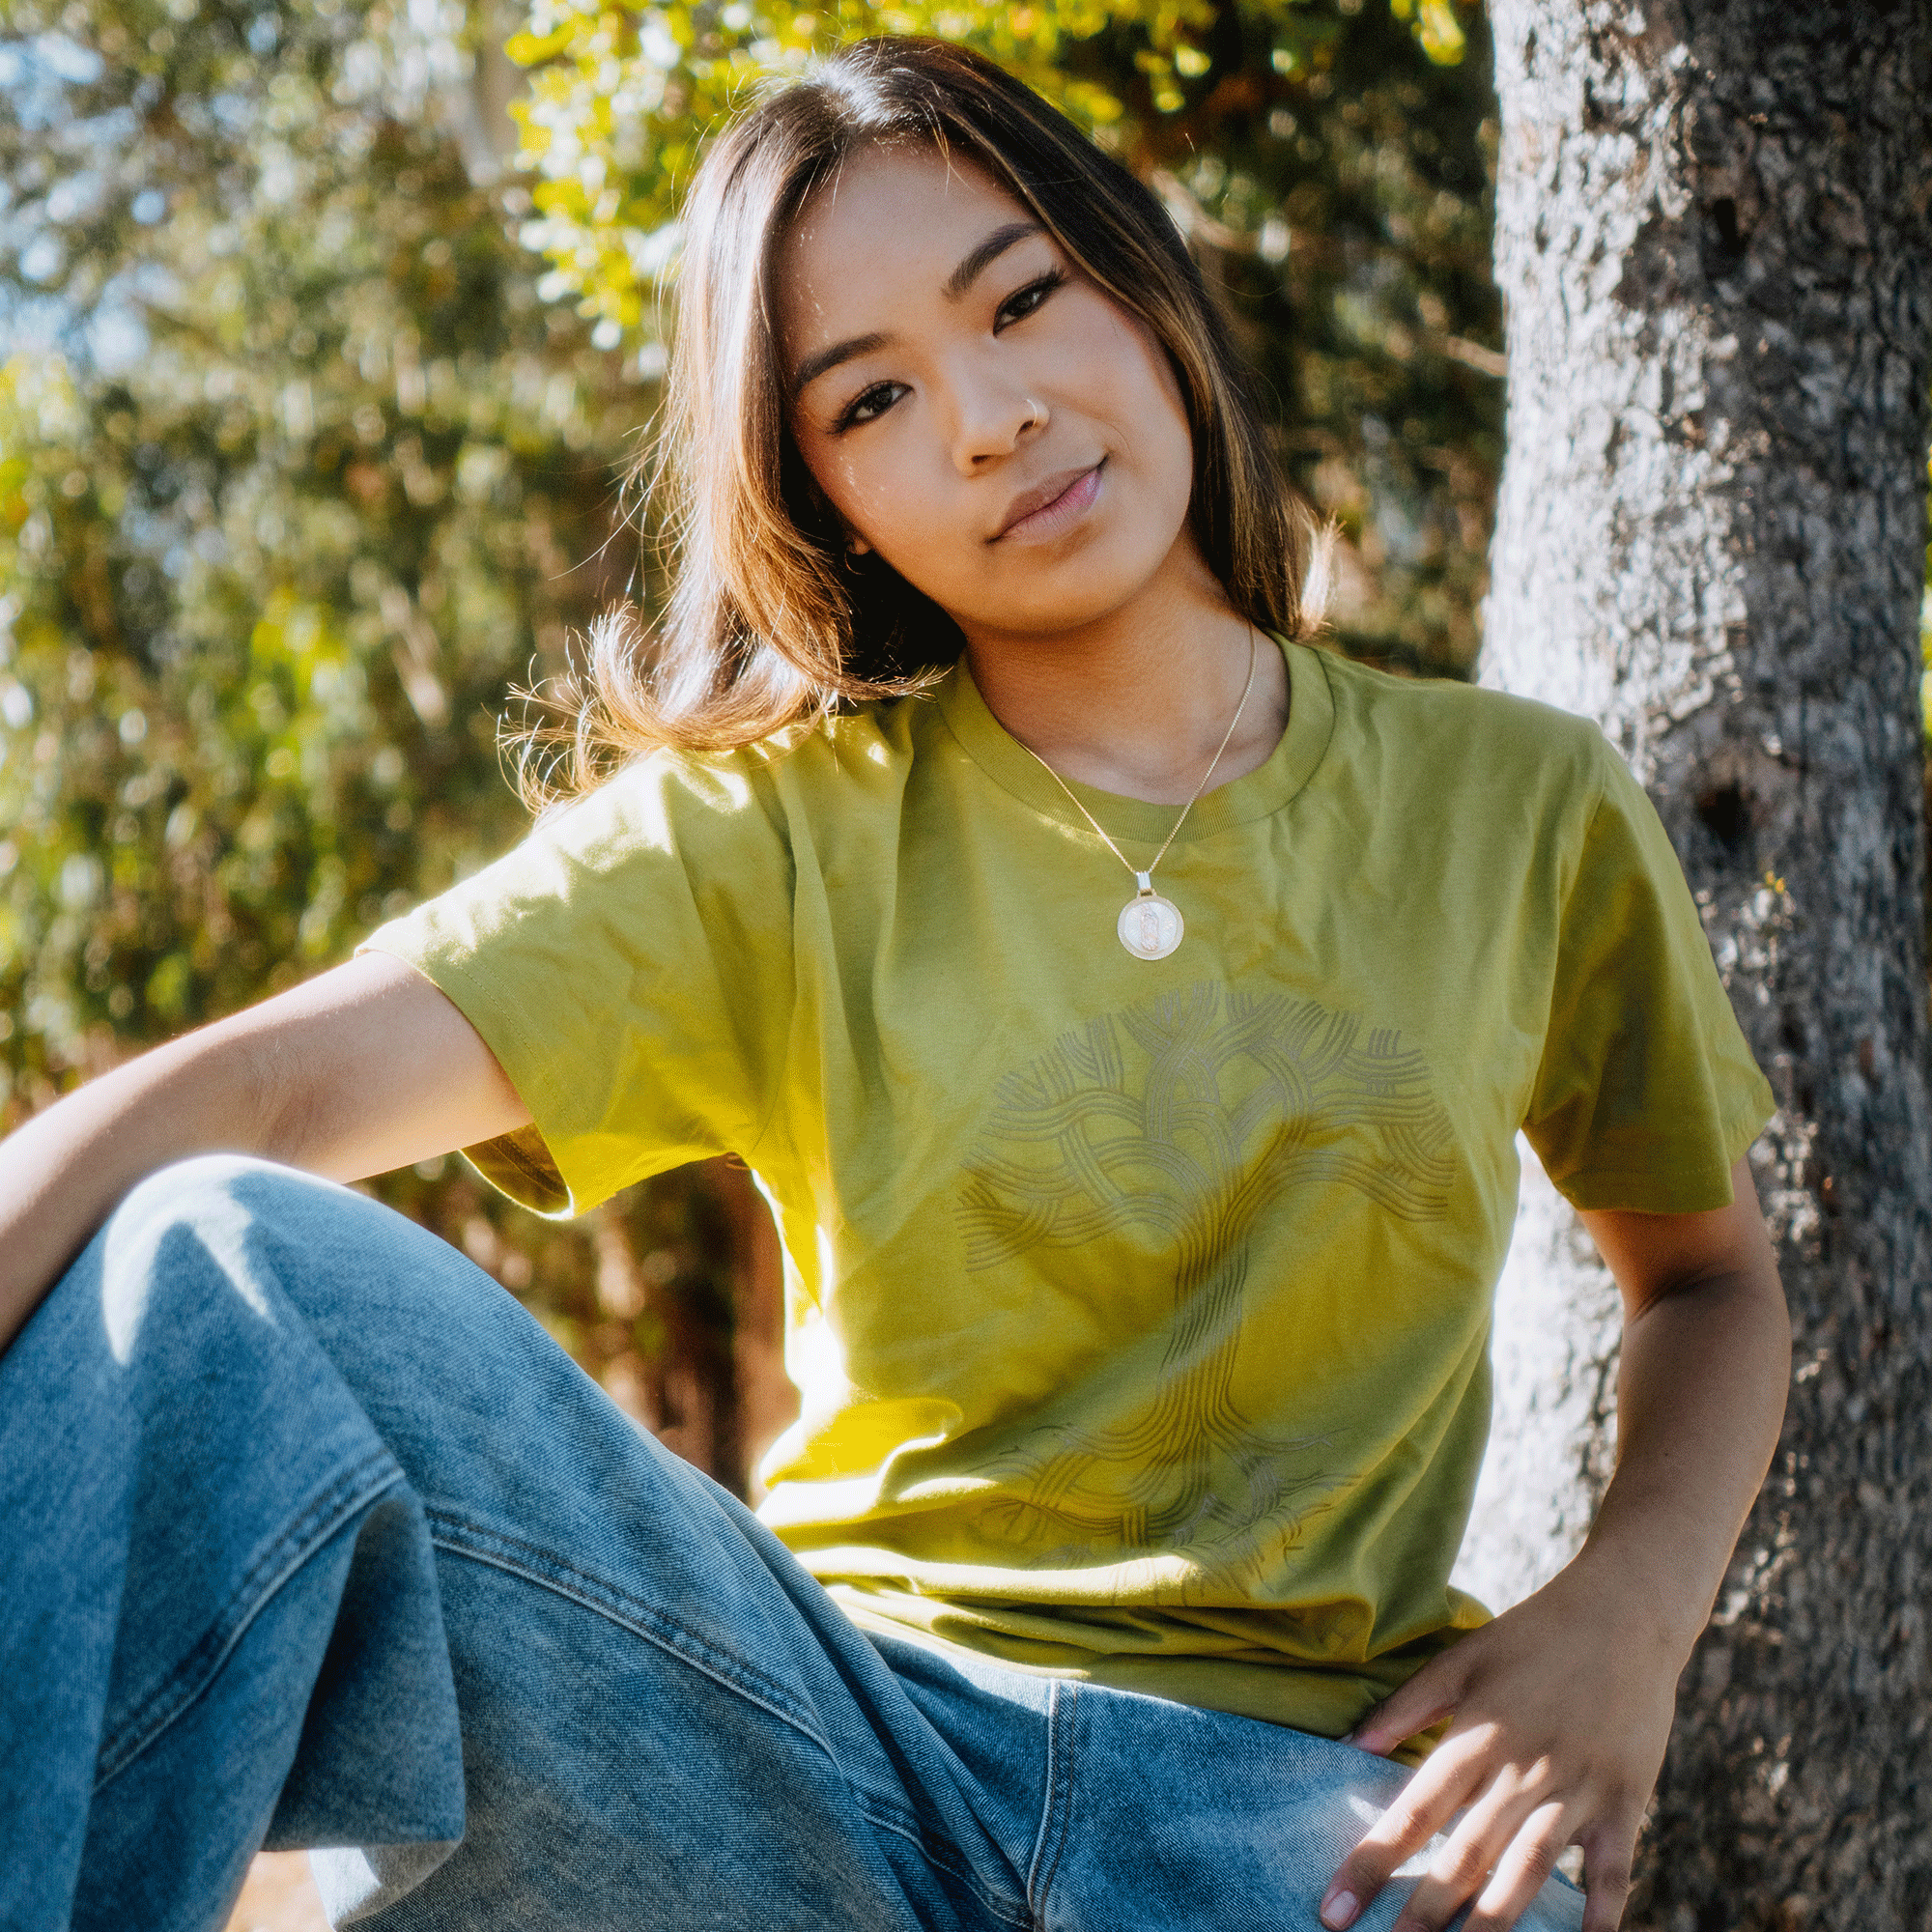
top-left (808, 447), bottom-right (868, 530)
top-left (804, 426), bottom-right (955, 558)
top-left (1065, 301), bottom-right (1193, 486)
top-left (1119, 329), bottom-right (1192, 469)
top-left (791, 431), bottom-right (870, 539)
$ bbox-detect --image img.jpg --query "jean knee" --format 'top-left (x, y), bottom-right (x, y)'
top-left (97, 1153), bottom-right (470, 1364)
top-left (113, 1151), bottom-right (334, 1233)
top-left (131, 1155), bottom-right (536, 1376)
top-left (94, 1157), bottom-right (584, 1473)
top-left (89, 1157), bottom-right (319, 1359)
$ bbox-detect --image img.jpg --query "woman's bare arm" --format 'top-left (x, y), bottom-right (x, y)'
top-left (0, 951), bottom-right (530, 1358)
top-left (1321, 1155), bottom-right (1791, 1932)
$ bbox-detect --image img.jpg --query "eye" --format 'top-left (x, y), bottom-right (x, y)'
top-left (994, 270), bottom-right (1066, 331)
top-left (834, 380), bottom-right (907, 432)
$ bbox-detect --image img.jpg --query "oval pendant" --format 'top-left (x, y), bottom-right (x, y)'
top-left (1118, 891), bottom-right (1183, 960)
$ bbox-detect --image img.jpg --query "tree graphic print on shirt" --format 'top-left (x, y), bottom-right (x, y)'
top-left (957, 981), bottom-right (1453, 1593)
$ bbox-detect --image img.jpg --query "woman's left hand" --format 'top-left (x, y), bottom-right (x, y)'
top-left (1318, 1164), bottom-right (1792, 1932)
top-left (1317, 1552), bottom-right (1682, 1932)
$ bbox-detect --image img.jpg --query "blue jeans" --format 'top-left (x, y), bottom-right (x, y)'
top-left (1, 1156), bottom-right (1585, 1931)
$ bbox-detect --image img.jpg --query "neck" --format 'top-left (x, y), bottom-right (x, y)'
top-left (958, 550), bottom-right (1289, 806)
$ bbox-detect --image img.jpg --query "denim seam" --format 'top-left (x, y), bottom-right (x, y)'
top-left (853, 1800), bottom-right (1034, 1930)
top-left (94, 1445), bottom-right (403, 1789)
top-left (1024, 1679), bottom-right (1076, 1927)
top-left (423, 1510), bottom-right (838, 1762)
top-left (425, 1516), bottom-right (1033, 1918)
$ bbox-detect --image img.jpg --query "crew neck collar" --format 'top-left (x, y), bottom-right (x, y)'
top-left (934, 633), bottom-right (1335, 848)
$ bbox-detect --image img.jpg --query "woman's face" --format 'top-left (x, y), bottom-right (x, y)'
top-left (776, 143), bottom-right (1204, 646)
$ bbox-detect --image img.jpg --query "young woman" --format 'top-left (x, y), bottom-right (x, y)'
top-left (0, 37), bottom-right (1789, 1932)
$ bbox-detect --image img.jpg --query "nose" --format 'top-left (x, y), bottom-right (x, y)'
top-left (946, 359), bottom-right (1047, 474)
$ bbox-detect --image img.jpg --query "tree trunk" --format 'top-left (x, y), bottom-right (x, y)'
top-left (1471, 2), bottom-right (1932, 1924)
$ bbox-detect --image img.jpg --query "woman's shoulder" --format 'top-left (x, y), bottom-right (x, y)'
top-left (1308, 643), bottom-right (1613, 804)
top-left (556, 683), bottom-right (935, 846)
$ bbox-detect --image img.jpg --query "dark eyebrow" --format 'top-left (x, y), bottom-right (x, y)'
top-left (943, 219), bottom-right (1043, 299)
top-left (791, 330), bottom-right (889, 397)
top-left (789, 221), bottom-right (1045, 397)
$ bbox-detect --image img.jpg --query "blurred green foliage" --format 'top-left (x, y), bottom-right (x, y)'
top-left (0, 0), bottom-right (756, 1476)
top-left (0, 0), bottom-right (634, 1063)
top-left (1, 0), bottom-right (1503, 1486)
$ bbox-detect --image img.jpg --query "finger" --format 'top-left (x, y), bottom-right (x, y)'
top-left (1463, 1798), bottom-right (1571, 1932)
top-left (1385, 1771), bottom-right (1547, 1932)
top-left (1320, 1744), bottom-right (1487, 1931)
top-left (1347, 1655), bottom-right (1468, 1757)
top-left (1578, 1822), bottom-right (1637, 1932)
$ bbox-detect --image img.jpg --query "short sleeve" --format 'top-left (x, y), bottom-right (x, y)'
top-left (360, 752), bottom-right (796, 1217)
top-left (1521, 744), bottom-right (1775, 1213)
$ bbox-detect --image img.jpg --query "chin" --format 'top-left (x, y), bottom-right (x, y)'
top-left (1006, 553), bottom-right (1175, 632)
top-left (997, 525), bottom-right (1173, 613)
top-left (964, 589), bottom-right (1151, 639)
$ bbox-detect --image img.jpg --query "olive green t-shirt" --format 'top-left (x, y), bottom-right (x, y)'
top-left (367, 638), bottom-right (1773, 1743)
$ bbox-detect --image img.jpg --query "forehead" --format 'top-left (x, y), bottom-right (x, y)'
top-left (776, 144), bottom-right (1033, 343)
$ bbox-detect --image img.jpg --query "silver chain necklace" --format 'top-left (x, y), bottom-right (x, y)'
top-left (1012, 627), bottom-right (1260, 960)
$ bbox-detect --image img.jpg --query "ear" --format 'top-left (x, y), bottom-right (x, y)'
top-left (846, 533), bottom-right (872, 556)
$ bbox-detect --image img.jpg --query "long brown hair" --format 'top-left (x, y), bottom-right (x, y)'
top-left (521, 36), bottom-right (1323, 799)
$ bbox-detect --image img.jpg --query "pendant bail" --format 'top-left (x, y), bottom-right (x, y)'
top-left (1134, 870), bottom-right (1155, 898)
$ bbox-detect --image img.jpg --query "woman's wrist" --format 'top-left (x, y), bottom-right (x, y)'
top-left (1553, 1530), bottom-right (1714, 1673)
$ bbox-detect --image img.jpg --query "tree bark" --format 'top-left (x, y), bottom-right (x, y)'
top-left (1470, 2), bottom-right (1932, 1924)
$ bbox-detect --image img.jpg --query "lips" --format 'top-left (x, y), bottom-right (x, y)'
top-left (992, 461), bottom-right (1103, 542)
